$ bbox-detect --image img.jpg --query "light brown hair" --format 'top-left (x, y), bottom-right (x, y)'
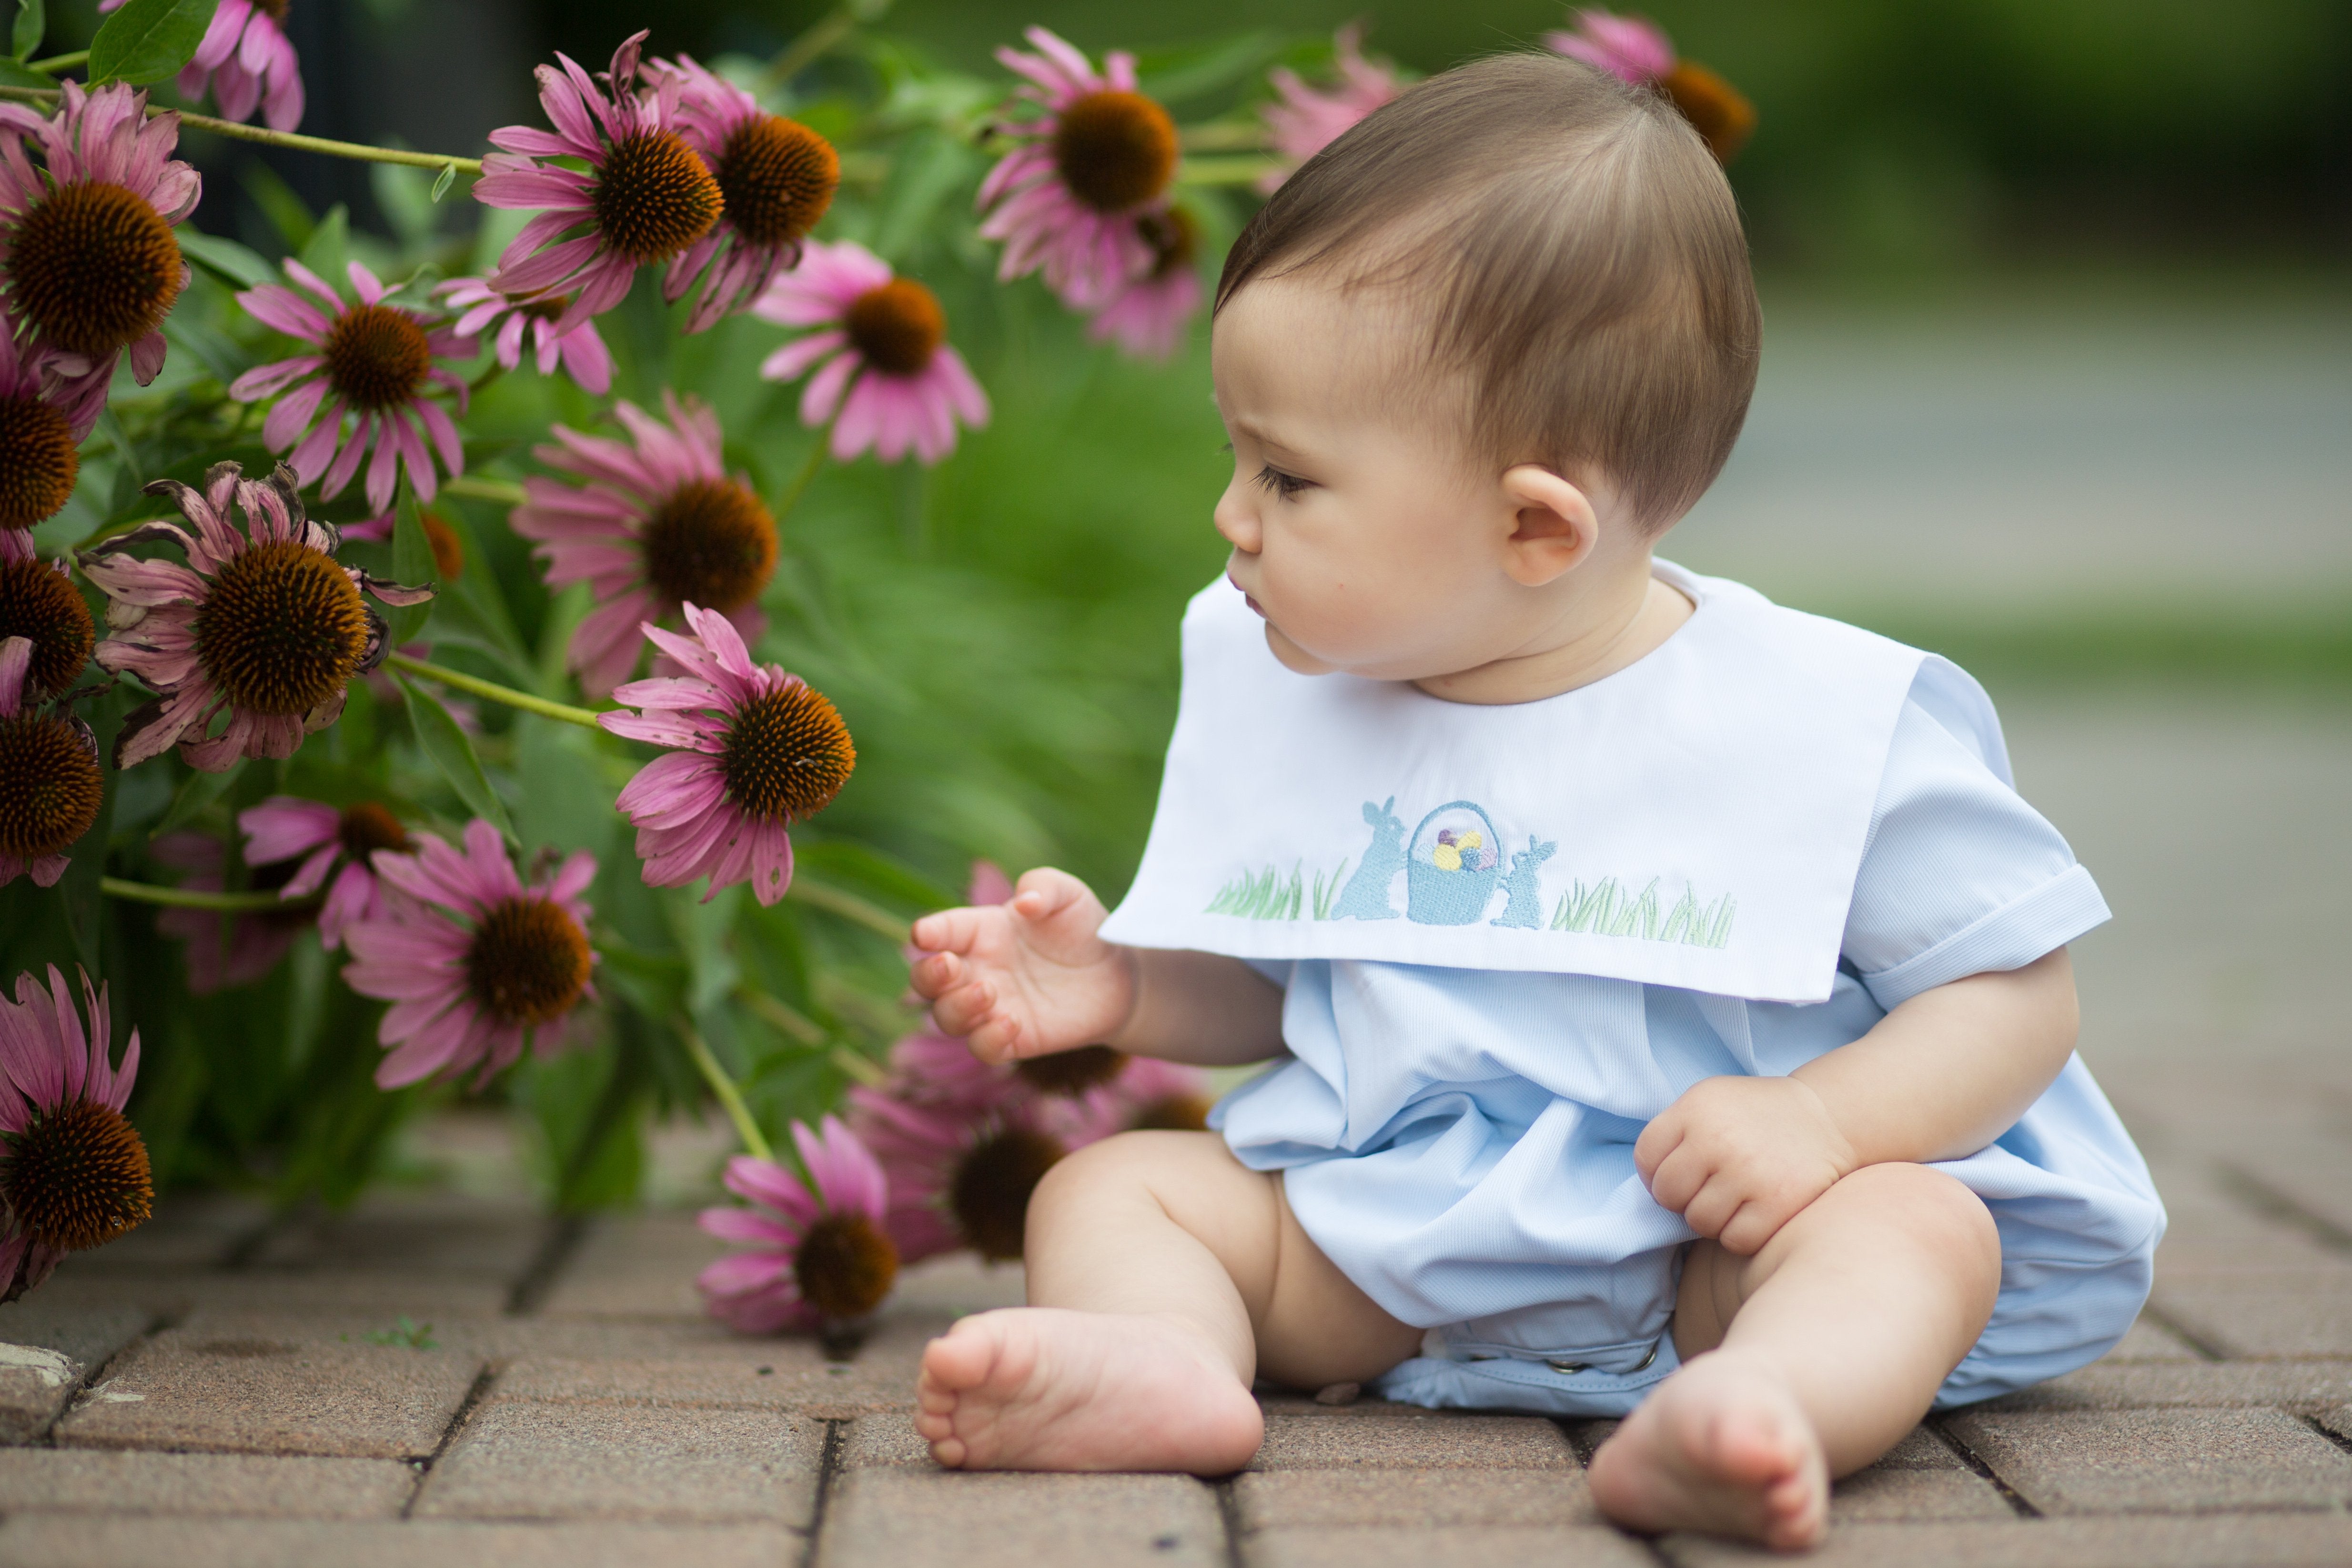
top-left (1216, 51), bottom-right (1761, 530)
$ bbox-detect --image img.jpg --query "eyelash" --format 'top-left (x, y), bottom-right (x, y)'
top-left (1252, 465), bottom-right (1313, 500)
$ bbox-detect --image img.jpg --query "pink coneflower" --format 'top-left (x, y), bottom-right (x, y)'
top-left (436, 279), bottom-right (613, 394)
top-left (697, 1116), bottom-right (898, 1333)
top-left (598, 602), bottom-right (854, 906)
top-left (1544, 9), bottom-right (1756, 162)
top-left (0, 81), bottom-right (199, 388)
top-left (649, 54), bottom-right (839, 334)
top-left (81, 461), bottom-right (433, 771)
top-left (0, 332), bottom-right (103, 540)
top-left (1086, 207), bottom-right (1202, 359)
top-left (238, 796), bottom-right (412, 950)
top-left (0, 965), bottom-right (147, 1304)
top-left (476, 32), bottom-right (721, 331)
top-left (100, 0), bottom-right (303, 131)
top-left (511, 393), bottom-right (779, 697)
top-left (151, 829), bottom-right (311, 994)
top-left (848, 1087), bottom-right (1106, 1265)
top-left (230, 260), bottom-right (473, 514)
top-left (1258, 25), bottom-right (1401, 192)
top-left (0, 636), bottom-right (99, 890)
top-left (753, 240), bottom-right (989, 465)
top-left (0, 541), bottom-right (94, 700)
top-left (343, 819), bottom-right (599, 1089)
top-left (977, 27), bottom-right (1178, 311)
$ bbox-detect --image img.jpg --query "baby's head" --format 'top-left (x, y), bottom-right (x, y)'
top-left (1210, 51), bottom-right (1759, 687)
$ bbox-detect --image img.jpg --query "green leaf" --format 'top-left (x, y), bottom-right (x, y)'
top-left (238, 162), bottom-right (315, 252)
top-left (60, 686), bottom-right (125, 974)
top-left (392, 671), bottom-right (512, 839)
top-left (386, 485), bottom-right (436, 645)
top-left (88, 0), bottom-right (222, 87)
top-left (152, 758), bottom-right (245, 840)
top-left (11, 0), bottom-right (44, 62)
top-left (296, 204), bottom-right (350, 291)
top-left (176, 230), bottom-right (276, 291)
top-left (1134, 32), bottom-right (1281, 107)
top-left (0, 54), bottom-right (46, 88)
top-left (430, 162), bottom-right (457, 203)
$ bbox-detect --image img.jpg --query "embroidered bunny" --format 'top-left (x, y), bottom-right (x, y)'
top-left (1492, 835), bottom-right (1557, 929)
top-left (1332, 797), bottom-right (1407, 921)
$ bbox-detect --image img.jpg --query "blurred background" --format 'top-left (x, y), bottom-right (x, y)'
top-left (33, 0), bottom-right (2350, 1193)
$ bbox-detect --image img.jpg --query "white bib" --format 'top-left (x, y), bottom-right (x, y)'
top-left (1099, 564), bottom-right (2006, 1004)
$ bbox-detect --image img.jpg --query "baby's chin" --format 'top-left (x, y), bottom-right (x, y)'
top-left (1263, 623), bottom-right (1343, 676)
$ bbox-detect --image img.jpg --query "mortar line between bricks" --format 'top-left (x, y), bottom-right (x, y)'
top-left (1927, 1416), bottom-right (2040, 1518)
top-left (30, 1310), bottom-right (170, 1447)
top-left (798, 1417), bottom-right (846, 1568)
top-left (1211, 1476), bottom-right (1245, 1568)
top-left (2214, 1162), bottom-right (2352, 1255)
top-left (400, 1364), bottom-right (499, 1519)
top-left (2139, 1297), bottom-right (2230, 1362)
top-left (504, 1214), bottom-right (588, 1316)
top-left (2299, 1413), bottom-right (2352, 1459)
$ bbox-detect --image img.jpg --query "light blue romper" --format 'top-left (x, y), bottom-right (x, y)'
top-left (1210, 684), bottom-right (2164, 1416)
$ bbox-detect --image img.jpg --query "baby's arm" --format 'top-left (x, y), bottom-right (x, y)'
top-left (1636, 948), bottom-right (2080, 1255)
top-left (908, 867), bottom-right (1286, 1066)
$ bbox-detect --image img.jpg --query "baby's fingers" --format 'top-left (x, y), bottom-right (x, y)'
top-left (928, 977), bottom-right (1000, 1039)
top-left (910, 906), bottom-right (988, 957)
top-left (908, 950), bottom-right (964, 1001)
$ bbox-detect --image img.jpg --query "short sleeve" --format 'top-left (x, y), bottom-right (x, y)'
top-left (1843, 679), bottom-right (2109, 1010)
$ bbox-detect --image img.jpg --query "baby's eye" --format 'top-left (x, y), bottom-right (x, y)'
top-left (1252, 465), bottom-right (1315, 500)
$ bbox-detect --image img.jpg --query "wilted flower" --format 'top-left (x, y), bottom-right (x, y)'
top-left (0, 637), bottom-right (99, 890)
top-left (477, 32), bottom-right (721, 328)
top-left (977, 27), bottom-right (1178, 311)
top-left (0, 333), bottom-right (103, 538)
top-left (0, 965), bottom-right (147, 1304)
top-left (599, 602), bottom-right (854, 907)
top-left (230, 260), bottom-right (474, 513)
top-left (435, 279), bottom-right (613, 395)
top-left (652, 54), bottom-right (840, 334)
top-left (0, 81), bottom-right (199, 388)
top-left (1259, 25), bottom-right (1401, 191)
top-left (239, 796), bottom-right (412, 951)
top-left (100, 0), bottom-right (303, 131)
top-left (82, 463), bottom-right (433, 771)
top-left (512, 392), bottom-right (777, 697)
top-left (1544, 9), bottom-right (1756, 162)
top-left (151, 829), bottom-right (313, 994)
top-left (753, 240), bottom-right (989, 465)
top-left (698, 1116), bottom-right (898, 1333)
top-left (1086, 207), bottom-right (1201, 359)
top-left (343, 819), bottom-right (599, 1088)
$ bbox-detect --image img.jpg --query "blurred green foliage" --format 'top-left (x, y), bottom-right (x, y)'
top-left (537, 0), bottom-right (2352, 272)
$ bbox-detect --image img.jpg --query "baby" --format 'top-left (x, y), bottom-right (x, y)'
top-left (906, 52), bottom-right (2162, 1550)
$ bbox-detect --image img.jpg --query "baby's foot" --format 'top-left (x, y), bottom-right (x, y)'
top-left (915, 1307), bottom-right (1264, 1474)
top-left (1586, 1352), bottom-right (1827, 1550)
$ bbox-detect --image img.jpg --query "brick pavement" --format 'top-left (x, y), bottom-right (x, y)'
top-left (4, 1126), bottom-right (2351, 1568)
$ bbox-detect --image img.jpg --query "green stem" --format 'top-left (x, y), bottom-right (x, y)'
top-left (737, 985), bottom-right (828, 1046)
top-left (101, 877), bottom-right (296, 913)
top-left (25, 49), bottom-right (89, 72)
top-left (444, 475), bottom-right (527, 506)
top-left (681, 1025), bottom-right (775, 1164)
top-left (762, 1), bottom-right (869, 89)
top-left (466, 361), bottom-right (506, 397)
top-left (0, 85), bottom-right (483, 173)
top-left (787, 877), bottom-right (910, 942)
top-left (384, 652), bottom-right (602, 729)
top-left (773, 431), bottom-right (831, 521)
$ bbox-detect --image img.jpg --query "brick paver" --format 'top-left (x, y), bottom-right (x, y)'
top-left (2, 701), bottom-right (2347, 1563)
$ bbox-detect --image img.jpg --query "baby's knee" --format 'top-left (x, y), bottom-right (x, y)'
top-left (1030, 1129), bottom-right (1229, 1219)
top-left (1833, 1163), bottom-right (2000, 1279)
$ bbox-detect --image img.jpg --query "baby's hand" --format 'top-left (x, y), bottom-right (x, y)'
top-left (908, 868), bottom-right (1138, 1065)
top-left (1635, 1077), bottom-right (1857, 1256)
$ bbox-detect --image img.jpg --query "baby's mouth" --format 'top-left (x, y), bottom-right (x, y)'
top-left (1228, 577), bottom-right (1266, 618)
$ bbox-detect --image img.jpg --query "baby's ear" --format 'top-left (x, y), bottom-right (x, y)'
top-left (1497, 465), bottom-right (1599, 587)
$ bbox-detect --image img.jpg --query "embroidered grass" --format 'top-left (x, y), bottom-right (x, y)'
top-left (1207, 860), bottom-right (1351, 921)
top-left (1551, 878), bottom-right (1735, 948)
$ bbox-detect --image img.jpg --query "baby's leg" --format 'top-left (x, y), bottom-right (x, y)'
top-left (917, 1130), bottom-right (1421, 1473)
top-left (1588, 1163), bottom-right (2000, 1550)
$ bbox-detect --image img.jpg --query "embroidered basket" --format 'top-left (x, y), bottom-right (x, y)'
top-left (1405, 800), bottom-right (1503, 925)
